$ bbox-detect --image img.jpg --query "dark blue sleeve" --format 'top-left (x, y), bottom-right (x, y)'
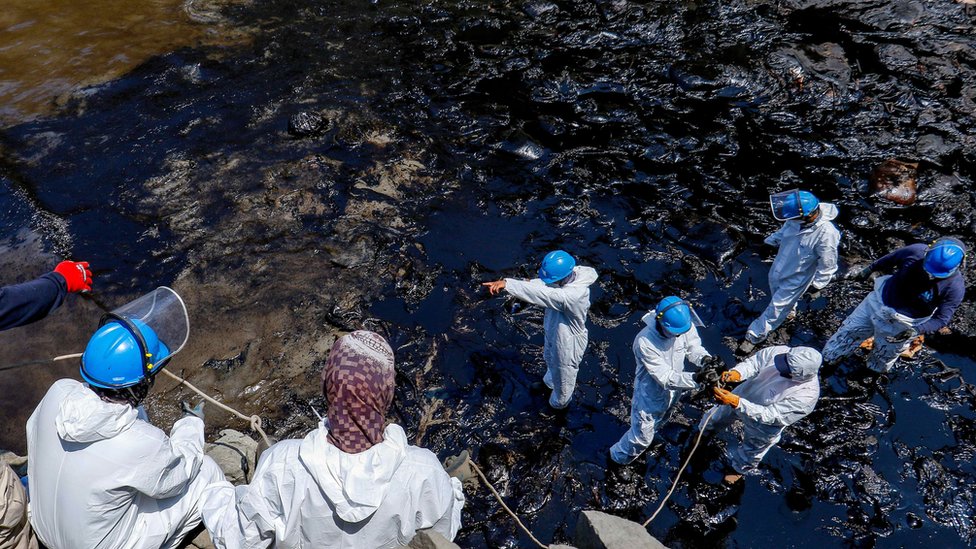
top-left (0, 272), bottom-right (68, 331)
top-left (870, 244), bottom-right (927, 273)
top-left (917, 276), bottom-right (966, 334)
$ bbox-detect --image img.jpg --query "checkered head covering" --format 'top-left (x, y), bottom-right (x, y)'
top-left (322, 330), bottom-right (395, 454)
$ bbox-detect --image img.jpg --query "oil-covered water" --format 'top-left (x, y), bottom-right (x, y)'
top-left (1, 0), bottom-right (975, 547)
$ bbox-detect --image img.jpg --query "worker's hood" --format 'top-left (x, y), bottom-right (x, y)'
top-left (299, 421), bottom-right (408, 523)
top-left (55, 382), bottom-right (138, 443)
top-left (815, 202), bottom-right (839, 224)
top-left (566, 266), bottom-right (598, 288)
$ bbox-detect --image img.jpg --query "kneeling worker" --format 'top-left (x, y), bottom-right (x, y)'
top-left (701, 346), bottom-right (821, 484)
top-left (26, 288), bottom-right (224, 549)
top-left (201, 330), bottom-right (465, 548)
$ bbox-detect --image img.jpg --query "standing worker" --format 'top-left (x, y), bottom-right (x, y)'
top-left (610, 297), bottom-right (723, 466)
top-left (701, 346), bottom-right (822, 484)
top-left (1, 259), bottom-right (92, 549)
top-left (483, 250), bottom-right (598, 409)
top-left (26, 288), bottom-right (225, 549)
top-left (739, 190), bottom-right (840, 354)
top-left (822, 238), bottom-right (966, 372)
top-left (201, 330), bottom-right (465, 548)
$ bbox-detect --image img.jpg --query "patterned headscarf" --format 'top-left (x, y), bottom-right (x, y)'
top-left (322, 330), bottom-right (396, 454)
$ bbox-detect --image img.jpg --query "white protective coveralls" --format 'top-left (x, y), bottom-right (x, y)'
top-left (822, 275), bottom-right (931, 373)
top-left (504, 265), bottom-right (598, 408)
top-left (746, 203), bottom-right (840, 343)
top-left (201, 422), bottom-right (464, 549)
top-left (609, 311), bottom-right (710, 465)
top-left (26, 379), bottom-right (225, 549)
top-left (700, 346), bottom-right (820, 473)
top-left (0, 463), bottom-right (35, 549)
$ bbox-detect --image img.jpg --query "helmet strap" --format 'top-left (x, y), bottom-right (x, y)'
top-left (100, 312), bottom-right (154, 376)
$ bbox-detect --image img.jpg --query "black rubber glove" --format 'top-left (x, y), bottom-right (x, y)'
top-left (180, 400), bottom-right (205, 420)
top-left (700, 355), bottom-right (726, 371)
top-left (694, 367), bottom-right (721, 386)
top-left (885, 328), bottom-right (918, 344)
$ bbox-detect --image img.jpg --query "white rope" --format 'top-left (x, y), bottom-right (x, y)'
top-left (468, 459), bottom-right (549, 549)
top-left (160, 368), bottom-right (272, 448)
top-left (642, 406), bottom-right (717, 527)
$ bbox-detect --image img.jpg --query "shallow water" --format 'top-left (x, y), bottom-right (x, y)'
top-left (1, 0), bottom-right (976, 547)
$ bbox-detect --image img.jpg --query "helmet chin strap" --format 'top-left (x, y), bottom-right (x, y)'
top-left (100, 312), bottom-right (158, 377)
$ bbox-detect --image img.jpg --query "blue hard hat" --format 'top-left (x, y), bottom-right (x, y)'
top-left (923, 238), bottom-right (966, 279)
top-left (770, 190), bottom-right (820, 221)
top-left (538, 250), bottom-right (576, 284)
top-left (655, 296), bottom-right (692, 337)
top-left (80, 319), bottom-right (171, 389)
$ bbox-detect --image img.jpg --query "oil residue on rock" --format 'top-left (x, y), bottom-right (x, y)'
top-left (1, 0), bottom-right (975, 547)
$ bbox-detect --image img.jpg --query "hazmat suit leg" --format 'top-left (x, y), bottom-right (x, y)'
top-left (544, 333), bottom-right (586, 409)
top-left (610, 408), bottom-right (660, 465)
top-left (0, 464), bottom-right (36, 549)
top-left (147, 457), bottom-right (226, 549)
top-left (822, 292), bottom-right (879, 364)
top-left (746, 278), bottom-right (808, 343)
top-left (727, 424), bottom-right (782, 474)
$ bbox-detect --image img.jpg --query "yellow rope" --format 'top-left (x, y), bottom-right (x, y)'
top-left (468, 459), bottom-right (549, 549)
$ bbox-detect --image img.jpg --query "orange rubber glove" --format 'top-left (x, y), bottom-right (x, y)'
top-left (713, 387), bottom-right (740, 408)
top-left (53, 261), bottom-right (93, 293)
top-left (720, 370), bottom-right (742, 383)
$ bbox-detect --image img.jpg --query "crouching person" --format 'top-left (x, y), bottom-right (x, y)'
top-left (1, 458), bottom-right (35, 549)
top-left (700, 346), bottom-right (821, 484)
top-left (26, 288), bottom-right (224, 549)
top-left (201, 330), bottom-right (465, 548)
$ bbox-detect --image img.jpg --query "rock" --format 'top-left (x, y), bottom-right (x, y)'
top-left (287, 111), bottom-right (331, 137)
top-left (404, 529), bottom-right (461, 549)
top-left (550, 545), bottom-right (580, 549)
top-left (185, 528), bottom-right (217, 549)
top-left (870, 159), bottom-right (918, 205)
top-left (205, 429), bottom-right (258, 484)
top-left (574, 510), bottom-right (669, 549)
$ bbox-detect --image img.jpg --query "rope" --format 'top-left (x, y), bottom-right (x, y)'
top-left (160, 368), bottom-right (272, 449)
top-left (642, 406), bottom-right (717, 527)
top-left (468, 459), bottom-right (549, 549)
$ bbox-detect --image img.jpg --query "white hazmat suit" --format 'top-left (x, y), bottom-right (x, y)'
top-left (504, 265), bottom-right (598, 408)
top-left (746, 203), bottom-right (840, 343)
top-left (610, 311), bottom-right (710, 465)
top-left (201, 422), bottom-right (464, 548)
top-left (26, 379), bottom-right (225, 549)
top-left (700, 346), bottom-right (820, 473)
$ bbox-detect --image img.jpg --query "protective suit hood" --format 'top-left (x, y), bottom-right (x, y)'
top-left (814, 202), bottom-right (838, 224)
top-left (565, 266), bottom-right (598, 288)
top-left (55, 382), bottom-right (138, 443)
top-left (299, 421), bottom-right (408, 523)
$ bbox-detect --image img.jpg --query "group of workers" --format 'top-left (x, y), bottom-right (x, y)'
top-left (487, 189), bottom-right (965, 484)
top-left (0, 188), bottom-right (967, 548)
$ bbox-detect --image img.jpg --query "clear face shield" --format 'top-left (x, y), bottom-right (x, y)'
top-left (769, 189), bottom-right (802, 221)
top-left (102, 286), bottom-right (190, 375)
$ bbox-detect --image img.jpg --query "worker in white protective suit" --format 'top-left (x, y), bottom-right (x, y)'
top-left (700, 346), bottom-right (821, 484)
top-left (609, 297), bottom-right (723, 465)
top-left (483, 250), bottom-right (598, 409)
top-left (739, 190), bottom-right (840, 354)
top-left (201, 330), bottom-right (465, 549)
top-left (26, 288), bottom-right (225, 549)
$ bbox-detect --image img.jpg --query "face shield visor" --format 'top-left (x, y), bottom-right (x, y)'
top-left (769, 189), bottom-right (803, 221)
top-left (103, 286), bottom-right (189, 376)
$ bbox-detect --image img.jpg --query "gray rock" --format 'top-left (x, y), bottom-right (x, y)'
top-left (574, 510), bottom-right (668, 549)
top-left (205, 429), bottom-right (258, 484)
top-left (404, 529), bottom-right (461, 549)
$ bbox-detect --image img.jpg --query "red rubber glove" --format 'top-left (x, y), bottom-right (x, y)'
top-left (54, 261), bottom-right (93, 293)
